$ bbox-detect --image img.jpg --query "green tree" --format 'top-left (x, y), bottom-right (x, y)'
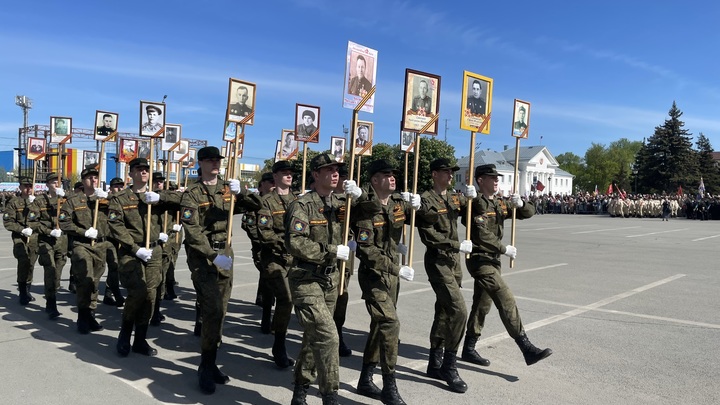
top-left (695, 132), bottom-right (720, 195)
top-left (607, 138), bottom-right (643, 192)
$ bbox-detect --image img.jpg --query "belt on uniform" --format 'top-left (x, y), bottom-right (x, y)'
top-left (75, 236), bottom-right (106, 244)
top-left (297, 260), bottom-right (337, 275)
top-left (210, 241), bottom-right (227, 251)
top-left (138, 241), bottom-right (159, 249)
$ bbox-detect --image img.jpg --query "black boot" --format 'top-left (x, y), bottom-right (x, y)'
top-left (426, 348), bottom-right (443, 380)
top-left (461, 335), bottom-right (491, 366)
top-left (68, 276), bottom-right (76, 294)
top-left (260, 304), bottom-right (272, 334)
top-left (112, 287), bottom-right (125, 307)
top-left (88, 310), bottom-right (104, 332)
top-left (77, 308), bottom-right (91, 334)
top-left (26, 283), bottom-right (35, 302)
top-left (356, 363), bottom-right (382, 398)
top-left (18, 282), bottom-right (30, 306)
top-left (198, 349), bottom-right (217, 394)
top-left (321, 391), bottom-right (339, 405)
top-left (132, 324), bottom-right (157, 356)
top-left (272, 332), bottom-right (294, 368)
top-left (439, 351), bottom-right (468, 393)
top-left (338, 332), bottom-right (352, 357)
top-left (164, 282), bottom-right (177, 300)
top-left (45, 298), bottom-right (60, 320)
top-left (380, 373), bottom-right (407, 405)
top-left (194, 301), bottom-right (202, 337)
top-left (515, 333), bottom-right (552, 366)
top-left (150, 296), bottom-right (165, 326)
top-left (116, 320), bottom-right (134, 357)
top-left (103, 289), bottom-right (117, 306)
top-left (291, 383), bottom-right (309, 405)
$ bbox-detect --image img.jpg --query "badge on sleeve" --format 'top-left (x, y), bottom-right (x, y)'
top-left (108, 210), bottom-right (120, 222)
top-left (2, 212), bottom-right (8, 220)
top-left (28, 212), bottom-right (37, 220)
top-left (182, 208), bottom-right (194, 221)
top-left (258, 214), bottom-right (270, 226)
top-left (58, 212), bottom-right (67, 221)
top-left (291, 219), bottom-right (307, 233)
top-left (357, 228), bottom-right (371, 243)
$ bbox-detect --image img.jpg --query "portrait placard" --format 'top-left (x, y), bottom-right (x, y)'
top-left (460, 71), bottom-right (493, 133)
top-left (280, 129), bottom-right (298, 160)
top-left (295, 104), bottom-right (320, 143)
top-left (139, 100), bottom-right (166, 138)
top-left (354, 120), bottom-right (373, 156)
top-left (162, 124), bottom-right (181, 151)
top-left (223, 121), bottom-right (237, 142)
top-left (83, 150), bottom-right (100, 168)
top-left (400, 131), bottom-right (415, 153)
top-left (343, 41), bottom-right (378, 113)
top-left (137, 140), bottom-right (151, 159)
top-left (119, 139), bottom-right (137, 163)
top-left (401, 69), bottom-right (441, 135)
top-left (94, 110), bottom-right (118, 141)
top-left (226, 78), bottom-right (256, 125)
top-left (511, 99), bottom-right (530, 139)
top-left (50, 116), bottom-right (72, 144)
top-left (274, 140), bottom-right (282, 161)
top-left (172, 140), bottom-right (189, 162)
top-left (27, 137), bottom-right (46, 160)
top-left (183, 148), bottom-right (197, 168)
top-left (331, 136), bottom-right (346, 162)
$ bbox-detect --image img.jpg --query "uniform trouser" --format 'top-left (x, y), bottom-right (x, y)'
top-left (188, 249), bottom-right (233, 351)
top-left (288, 267), bottom-right (339, 395)
top-left (72, 241), bottom-right (110, 310)
top-left (333, 270), bottom-right (351, 331)
top-left (359, 271), bottom-right (400, 375)
top-left (13, 236), bottom-right (38, 284)
top-left (160, 241), bottom-right (180, 295)
top-left (38, 235), bottom-right (68, 300)
top-left (261, 259), bottom-right (293, 334)
top-left (465, 260), bottom-right (524, 339)
top-left (118, 246), bottom-right (163, 327)
top-left (425, 250), bottom-right (467, 352)
top-left (105, 243), bottom-right (120, 293)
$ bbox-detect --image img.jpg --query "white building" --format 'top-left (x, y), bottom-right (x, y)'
top-left (456, 146), bottom-right (574, 196)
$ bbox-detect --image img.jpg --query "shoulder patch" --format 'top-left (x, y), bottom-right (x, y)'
top-left (291, 219), bottom-right (307, 233)
top-left (28, 212), bottom-right (37, 220)
top-left (258, 214), bottom-right (270, 225)
top-left (357, 228), bottom-right (371, 242)
top-left (182, 208), bottom-right (194, 220)
top-left (108, 210), bottom-right (121, 221)
top-left (2, 212), bottom-right (9, 220)
top-left (474, 215), bottom-right (486, 225)
top-left (246, 217), bottom-right (255, 225)
top-left (59, 212), bottom-right (68, 221)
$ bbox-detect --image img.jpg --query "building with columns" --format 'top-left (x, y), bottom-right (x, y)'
top-left (455, 145), bottom-right (574, 196)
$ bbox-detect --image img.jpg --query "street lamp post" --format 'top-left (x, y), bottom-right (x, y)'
top-left (15, 95), bottom-right (32, 178)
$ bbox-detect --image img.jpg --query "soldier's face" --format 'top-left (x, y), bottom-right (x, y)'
top-left (131, 166), bottom-right (150, 184)
top-left (258, 180), bottom-right (274, 194)
top-left (20, 184), bottom-right (33, 197)
top-left (274, 169), bottom-right (294, 188)
top-left (83, 175), bottom-right (98, 191)
top-left (154, 180), bottom-right (164, 190)
top-left (148, 111), bottom-right (158, 123)
top-left (303, 115), bottom-right (313, 126)
top-left (110, 185), bottom-right (123, 193)
top-left (199, 158), bottom-right (221, 176)
top-left (476, 175), bottom-right (499, 195)
top-left (46, 180), bottom-right (59, 192)
top-left (518, 109), bottom-right (526, 121)
top-left (314, 165), bottom-right (339, 191)
top-left (238, 88), bottom-right (248, 103)
top-left (372, 172), bottom-right (396, 193)
top-left (432, 168), bottom-right (453, 189)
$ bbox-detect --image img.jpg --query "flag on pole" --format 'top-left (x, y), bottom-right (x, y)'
top-left (594, 184), bottom-right (598, 196)
top-left (607, 183), bottom-right (613, 195)
top-left (677, 185), bottom-right (683, 196)
top-left (536, 180), bottom-right (545, 192)
top-left (699, 177), bottom-right (705, 197)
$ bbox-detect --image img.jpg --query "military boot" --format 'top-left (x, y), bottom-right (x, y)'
top-left (132, 324), bottom-right (157, 356)
top-left (112, 287), bottom-right (125, 307)
top-left (356, 363), bottom-right (382, 398)
top-left (102, 288), bottom-right (117, 306)
top-left (88, 310), bottom-right (104, 332)
top-left (68, 275), bottom-right (76, 294)
top-left (461, 335), bottom-right (491, 366)
top-left (77, 308), bottom-right (91, 334)
top-left (426, 348), bottom-right (443, 380)
top-left (194, 302), bottom-right (202, 337)
top-left (18, 282), bottom-right (30, 306)
top-left (321, 391), bottom-right (339, 405)
top-left (164, 282), bottom-right (177, 300)
top-left (198, 350), bottom-right (217, 394)
top-left (25, 283), bottom-right (35, 302)
top-left (260, 304), bottom-right (272, 334)
top-left (290, 383), bottom-right (309, 405)
top-left (515, 333), bottom-right (552, 366)
top-left (380, 373), bottom-right (407, 405)
top-left (338, 331), bottom-right (352, 357)
top-left (45, 297), bottom-right (60, 320)
top-left (150, 298), bottom-right (165, 326)
top-left (272, 332), bottom-right (294, 368)
top-left (116, 320), bottom-right (134, 357)
top-left (439, 351), bottom-right (468, 393)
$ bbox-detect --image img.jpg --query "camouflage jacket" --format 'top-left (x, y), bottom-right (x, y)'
top-left (59, 193), bottom-right (111, 244)
top-left (33, 193), bottom-right (66, 237)
top-left (3, 196), bottom-right (41, 240)
top-left (417, 189), bottom-right (467, 253)
top-left (468, 195), bottom-right (534, 263)
top-left (257, 190), bottom-right (300, 258)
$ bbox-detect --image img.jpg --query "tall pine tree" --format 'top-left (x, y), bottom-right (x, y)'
top-left (695, 132), bottom-right (719, 195)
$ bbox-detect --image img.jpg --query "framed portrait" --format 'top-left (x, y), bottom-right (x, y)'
top-left (294, 104), bottom-right (320, 143)
top-left (460, 70), bottom-right (494, 133)
top-left (331, 136), bottom-right (345, 162)
top-left (511, 99), bottom-right (530, 139)
top-left (280, 129), bottom-right (299, 160)
top-left (223, 121), bottom-right (237, 142)
top-left (401, 69), bottom-right (441, 135)
top-left (183, 148), bottom-right (197, 168)
top-left (162, 124), bottom-right (181, 151)
top-left (119, 139), bottom-right (137, 163)
top-left (226, 78), bottom-right (256, 125)
top-left (354, 120), bottom-right (373, 156)
top-left (94, 110), bottom-right (118, 141)
top-left (400, 131), bottom-right (415, 153)
top-left (27, 137), bottom-right (46, 160)
top-left (139, 100), bottom-right (166, 138)
top-left (137, 140), bottom-right (152, 160)
top-left (342, 41), bottom-right (378, 113)
top-left (50, 116), bottom-right (72, 144)
top-left (274, 140), bottom-right (282, 161)
top-left (172, 140), bottom-right (189, 162)
top-left (83, 150), bottom-right (100, 168)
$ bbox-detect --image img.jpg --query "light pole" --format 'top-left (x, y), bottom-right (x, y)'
top-left (15, 95), bottom-right (32, 178)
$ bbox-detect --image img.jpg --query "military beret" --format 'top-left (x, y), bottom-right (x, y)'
top-left (129, 158), bottom-right (150, 169)
top-left (197, 146), bottom-right (224, 161)
top-left (301, 110), bottom-right (315, 121)
top-left (367, 159), bottom-right (399, 177)
top-left (145, 105), bottom-right (162, 115)
top-left (310, 154), bottom-right (344, 172)
top-left (430, 158), bottom-right (460, 172)
top-left (475, 164), bottom-right (503, 178)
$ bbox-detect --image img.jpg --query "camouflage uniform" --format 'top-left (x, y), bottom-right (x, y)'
top-left (241, 205), bottom-right (274, 331)
top-left (34, 192), bottom-right (68, 310)
top-left (3, 194), bottom-right (41, 303)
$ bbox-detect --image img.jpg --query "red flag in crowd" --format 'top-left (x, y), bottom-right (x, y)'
top-left (677, 185), bottom-right (683, 196)
top-left (536, 180), bottom-right (545, 192)
top-left (607, 183), bottom-right (613, 195)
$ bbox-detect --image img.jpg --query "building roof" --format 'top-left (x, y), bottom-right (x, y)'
top-left (501, 145), bottom-right (559, 167)
top-left (457, 149), bottom-right (514, 172)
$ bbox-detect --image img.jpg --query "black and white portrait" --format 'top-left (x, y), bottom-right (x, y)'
top-left (226, 79), bottom-right (256, 125)
top-left (354, 121), bottom-right (373, 156)
top-left (94, 110), bottom-right (118, 141)
top-left (331, 136), bottom-right (345, 162)
top-left (83, 150), bottom-right (100, 168)
top-left (162, 124), bottom-right (181, 151)
top-left (50, 116), bottom-right (72, 144)
top-left (401, 131), bottom-right (415, 152)
top-left (295, 104), bottom-right (320, 143)
top-left (139, 101), bottom-right (166, 137)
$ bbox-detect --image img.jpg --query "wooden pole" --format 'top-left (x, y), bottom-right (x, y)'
top-left (144, 137), bottom-right (155, 249)
top-left (464, 132), bottom-right (477, 259)
top-left (300, 142), bottom-right (308, 192)
top-left (401, 150), bottom-right (410, 265)
top-left (175, 161), bottom-right (182, 244)
top-left (509, 136), bottom-right (521, 268)
top-left (91, 139), bottom-right (109, 247)
top-left (55, 143), bottom-right (65, 228)
top-left (226, 123), bottom-right (242, 247)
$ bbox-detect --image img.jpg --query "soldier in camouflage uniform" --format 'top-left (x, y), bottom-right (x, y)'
top-left (464, 164), bottom-right (552, 366)
top-left (108, 159), bottom-right (180, 357)
top-left (353, 159), bottom-right (421, 405)
top-left (59, 165), bottom-right (112, 334)
top-left (285, 153), bottom-right (371, 405)
top-left (416, 158), bottom-right (475, 393)
top-left (180, 146), bottom-right (261, 394)
top-left (34, 173), bottom-right (68, 319)
top-left (256, 160), bottom-right (299, 368)
top-left (103, 177), bottom-right (126, 308)
top-left (3, 177), bottom-right (40, 305)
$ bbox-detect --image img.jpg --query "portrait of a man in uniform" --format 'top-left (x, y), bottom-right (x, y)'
top-left (226, 79), bottom-right (256, 125)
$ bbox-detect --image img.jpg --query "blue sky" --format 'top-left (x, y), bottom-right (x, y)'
top-left (1, 0), bottom-right (719, 167)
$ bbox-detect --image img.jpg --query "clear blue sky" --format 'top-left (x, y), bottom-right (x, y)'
top-left (1, 1), bottom-right (718, 166)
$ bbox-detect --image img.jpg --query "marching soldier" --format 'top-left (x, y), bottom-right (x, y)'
top-left (150, 171), bottom-right (181, 325)
top-left (464, 164), bottom-right (552, 366)
top-left (180, 146), bottom-right (261, 394)
top-left (103, 177), bottom-right (126, 308)
top-left (332, 163), bottom-right (353, 357)
top-left (3, 176), bottom-right (40, 305)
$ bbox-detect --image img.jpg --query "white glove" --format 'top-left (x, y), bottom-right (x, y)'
top-left (411, 193), bottom-right (421, 210)
top-left (21, 228), bottom-right (33, 237)
top-left (145, 191), bottom-right (160, 204)
top-left (399, 266), bottom-right (414, 281)
top-left (465, 185), bottom-right (477, 199)
top-left (336, 245), bottom-right (350, 261)
top-left (459, 240), bottom-right (473, 254)
top-left (511, 193), bottom-right (524, 208)
top-left (178, 187), bottom-right (186, 192)
top-left (27, 195), bottom-right (36, 203)
top-left (50, 228), bottom-right (62, 238)
top-left (503, 245), bottom-right (517, 259)
top-left (343, 180), bottom-right (362, 199)
top-left (135, 248), bottom-right (153, 262)
top-left (172, 224), bottom-right (182, 232)
top-left (401, 192), bottom-right (411, 202)
top-left (94, 188), bottom-right (108, 199)
top-left (228, 179), bottom-right (242, 195)
top-left (347, 240), bottom-right (357, 252)
top-left (158, 232), bottom-right (168, 243)
top-left (397, 242), bottom-right (408, 256)
top-left (213, 254), bottom-right (233, 270)
top-left (55, 188), bottom-right (66, 197)
top-left (84, 227), bottom-right (98, 239)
